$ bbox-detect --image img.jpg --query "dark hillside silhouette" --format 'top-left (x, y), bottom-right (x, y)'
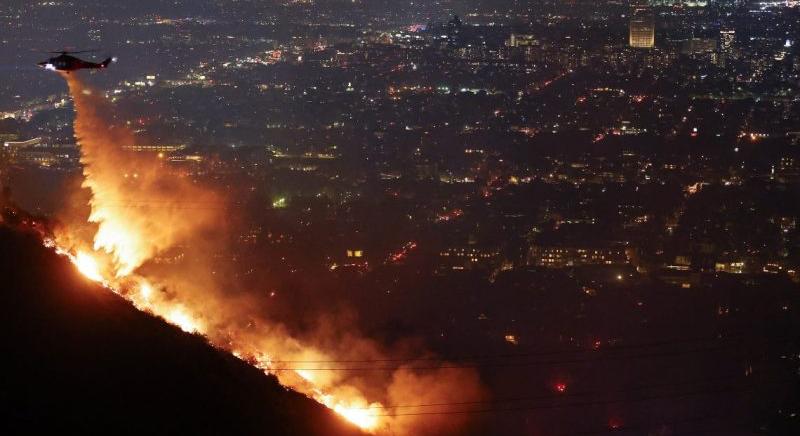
top-left (0, 226), bottom-right (361, 435)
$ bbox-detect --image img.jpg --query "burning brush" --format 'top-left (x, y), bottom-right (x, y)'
top-left (47, 72), bottom-right (484, 434)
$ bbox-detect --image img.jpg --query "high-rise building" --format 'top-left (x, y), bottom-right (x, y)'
top-left (629, 10), bottom-right (655, 49)
top-left (717, 28), bottom-right (736, 66)
top-left (720, 28), bottom-right (735, 53)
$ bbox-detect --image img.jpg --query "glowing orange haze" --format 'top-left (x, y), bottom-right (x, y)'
top-left (53, 73), bottom-right (485, 434)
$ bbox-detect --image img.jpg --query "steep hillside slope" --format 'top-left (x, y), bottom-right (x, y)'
top-left (0, 226), bottom-right (361, 435)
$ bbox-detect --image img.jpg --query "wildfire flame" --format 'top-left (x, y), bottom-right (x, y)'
top-left (93, 220), bottom-right (145, 277)
top-left (63, 245), bottom-right (383, 430)
top-left (52, 73), bottom-right (484, 434)
top-left (55, 73), bottom-right (388, 432)
top-left (138, 282), bottom-right (153, 301)
top-left (165, 306), bottom-right (202, 334)
top-left (73, 251), bottom-right (104, 283)
top-left (323, 394), bottom-right (381, 430)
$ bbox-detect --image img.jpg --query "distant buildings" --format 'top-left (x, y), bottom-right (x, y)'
top-left (528, 245), bottom-right (629, 268)
top-left (446, 15), bottom-right (463, 48)
top-left (2, 137), bottom-right (78, 168)
top-left (719, 29), bottom-right (735, 54)
top-left (715, 261), bottom-right (746, 274)
top-left (506, 34), bottom-right (539, 48)
top-left (121, 144), bottom-right (186, 153)
top-left (439, 246), bottom-right (501, 271)
top-left (2, 0), bottom-right (798, 291)
top-left (681, 38), bottom-right (717, 55)
top-left (3, 137), bottom-right (42, 150)
top-left (717, 28), bottom-right (736, 66)
top-left (629, 10), bottom-right (655, 49)
top-left (329, 248), bottom-right (369, 272)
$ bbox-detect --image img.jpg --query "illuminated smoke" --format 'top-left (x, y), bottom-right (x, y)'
top-left (55, 73), bottom-right (485, 434)
top-left (63, 74), bottom-right (221, 277)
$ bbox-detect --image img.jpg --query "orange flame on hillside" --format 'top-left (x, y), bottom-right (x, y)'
top-left (53, 73), bottom-right (484, 434)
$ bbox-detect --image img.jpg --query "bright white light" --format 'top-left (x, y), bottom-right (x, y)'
top-left (44, 63), bottom-right (56, 71)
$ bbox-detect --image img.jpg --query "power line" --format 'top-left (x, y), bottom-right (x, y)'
top-left (564, 411), bottom-right (746, 436)
top-left (270, 338), bottom-right (795, 371)
top-left (370, 388), bottom-right (733, 417)
top-left (268, 332), bottom-right (790, 364)
top-left (350, 371), bottom-right (783, 410)
top-left (366, 379), bottom-right (793, 417)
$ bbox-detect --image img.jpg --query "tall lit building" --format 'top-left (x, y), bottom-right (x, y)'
top-left (716, 28), bottom-right (736, 66)
top-left (720, 28), bottom-right (735, 53)
top-left (629, 10), bottom-right (655, 49)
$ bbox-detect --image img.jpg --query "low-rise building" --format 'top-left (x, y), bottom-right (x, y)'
top-left (528, 244), bottom-right (629, 268)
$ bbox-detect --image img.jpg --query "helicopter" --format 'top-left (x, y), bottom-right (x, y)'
top-left (38, 50), bottom-right (113, 73)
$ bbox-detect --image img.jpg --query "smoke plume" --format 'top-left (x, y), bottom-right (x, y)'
top-left (55, 73), bottom-right (486, 434)
top-left (63, 74), bottom-right (222, 276)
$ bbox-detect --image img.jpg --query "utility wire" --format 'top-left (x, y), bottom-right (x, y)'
top-left (270, 337), bottom-right (796, 371)
top-left (367, 378), bottom-right (794, 417)
top-left (351, 370), bottom-right (793, 410)
top-left (268, 331), bottom-right (793, 364)
top-left (562, 411), bottom-right (750, 436)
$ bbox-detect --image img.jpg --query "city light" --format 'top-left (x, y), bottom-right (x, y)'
top-left (4, 2), bottom-right (800, 435)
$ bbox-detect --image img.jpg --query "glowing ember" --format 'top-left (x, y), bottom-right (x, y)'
top-left (74, 251), bottom-right (104, 282)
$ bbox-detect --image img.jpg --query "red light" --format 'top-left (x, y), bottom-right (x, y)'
top-left (608, 418), bottom-right (623, 430)
top-left (555, 383), bottom-right (567, 393)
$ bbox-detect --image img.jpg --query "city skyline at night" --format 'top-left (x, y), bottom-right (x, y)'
top-left (1, 1), bottom-right (799, 435)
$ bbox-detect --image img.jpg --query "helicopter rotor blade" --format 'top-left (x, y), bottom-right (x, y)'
top-left (47, 49), bottom-right (99, 54)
